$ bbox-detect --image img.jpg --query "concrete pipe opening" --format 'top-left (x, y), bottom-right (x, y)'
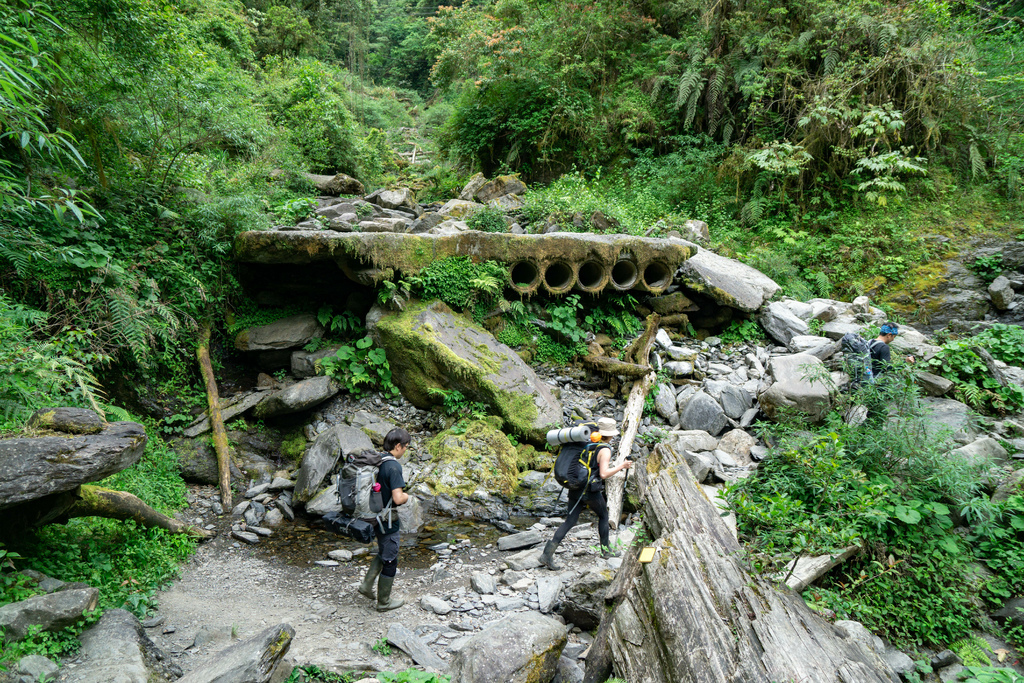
top-left (610, 258), bottom-right (639, 291)
top-left (543, 260), bottom-right (576, 295)
top-left (510, 260), bottom-right (541, 294)
top-left (642, 260), bottom-right (674, 293)
top-left (575, 260), bottom-right (608, 293)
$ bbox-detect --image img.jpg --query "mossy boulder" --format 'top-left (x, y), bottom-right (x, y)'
top-left (423, 417), bottom-right (521, 500)
top-left (370, 300), bottom-right (561, 442)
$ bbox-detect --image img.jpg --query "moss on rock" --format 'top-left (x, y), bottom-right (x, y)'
top-left (423, 417), bottom-right (522, 499)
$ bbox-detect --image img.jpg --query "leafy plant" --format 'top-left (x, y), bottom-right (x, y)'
top-left (407, 257), bottom-right (507, 314)
top-left (466, 206), bottom-right (508, 233)
top-left (969, 253), bottom-right (1005, 284)
top-left (376, 669), bottom-right (451, 683)
top-left (428, 388), bottom-right (489, 420)
top-left (318, 336), bottom-right (398, 398)
top-left (316, 306), bottom-right (364, 340)
top-left (372, 635), bottom-right (392, 656)
top-left (718, 319), bottom-right (766, 345)
top-left (273, 197), bottom-right (317, 224)
top-left (962, 668), bottom-right (1024, 683)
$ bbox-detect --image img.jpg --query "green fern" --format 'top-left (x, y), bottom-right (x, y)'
top-left (969, 142), bottom-right (986, 181)
top-left (950, 635), bottom-right (991, 667)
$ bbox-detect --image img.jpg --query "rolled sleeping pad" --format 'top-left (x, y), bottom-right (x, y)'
top-left (546, 424), bottom-right (593, 446)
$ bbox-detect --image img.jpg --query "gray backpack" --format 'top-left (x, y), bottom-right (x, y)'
top-left (336, 450), bottom-right (396, 532)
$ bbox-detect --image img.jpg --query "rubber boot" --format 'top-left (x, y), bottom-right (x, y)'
top-left (375, 575), bottom-right (405, 612)
top-left (539, 541), bottom-right (562, 571)
top-left (358, 556), bottom-right (383, 601)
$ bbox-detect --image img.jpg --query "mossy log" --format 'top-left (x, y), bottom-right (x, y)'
top-left (68, 486), bottom-right (211, 539)
top-left (197, 323), bottom-right (232, 507)
top-left (581, 356), bottom-right (652, 379)
top-left (606, 442), bottom-right (898, 682)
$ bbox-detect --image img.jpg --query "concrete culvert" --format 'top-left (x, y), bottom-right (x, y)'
top-left (642, 260), bottom-right (674, 293)
top-left (610, 257), bottom-right (639, 290)
top-left (575, 260), bottom-right (608, 293)
top-left (543, 260), bottom-right (576, 294)
top-left (510, 260), bottom-right (541, 294)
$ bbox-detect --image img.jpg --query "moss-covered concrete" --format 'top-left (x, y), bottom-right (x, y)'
top-left (423, 417), bottom-right (521, 499)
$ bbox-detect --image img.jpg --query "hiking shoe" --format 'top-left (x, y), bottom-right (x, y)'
top-left (539, 541), bottom-right (563, 571)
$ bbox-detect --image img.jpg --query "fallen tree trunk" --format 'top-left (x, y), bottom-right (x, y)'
top-left (581, 356), bottom-right (652, 379)
top-left (605, 314), bottom-right (660, 529)
top-left (4, 485), bottom-right (210, 540)
top-left (604, 370), bottom-right (654, 529)
top-left (606, 442), bottom-right (899, 682)
top-left (197, 323), bottom-right (232, 507)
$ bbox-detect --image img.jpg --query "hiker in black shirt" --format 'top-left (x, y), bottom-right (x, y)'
top-left (871, 322), bottom-right (914, 378)
top-left (539, 417), bottom-right (633, 570)
top-left (357, 428), bottom-right (409, 611)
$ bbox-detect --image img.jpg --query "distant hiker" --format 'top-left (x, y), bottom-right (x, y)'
top-left (871, 322), bottom-right (914, 378)
top-left (357, 427), bottom-right (410, 611)
top-left (539, 417), bottom-right (633, 570)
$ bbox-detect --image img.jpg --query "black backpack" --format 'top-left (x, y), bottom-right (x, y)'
top-left (554, 440), bottom-right (605, 490)
top-left (841, 332), bottom-right (874, 384)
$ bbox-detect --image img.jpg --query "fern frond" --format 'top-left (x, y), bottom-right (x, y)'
top-left (675, 68), bottom-right (702, 111)
top-left (823, 46), bottom-right (839, 75)
top-left (722, 120), bottom-right (734, 146)
top-left (969, 142), bottom-right (986, 181)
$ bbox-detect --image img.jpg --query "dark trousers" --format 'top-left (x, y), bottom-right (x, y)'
top-left (552, 486), bottom-right (610, 548)
top-left (374, 528), bottom-right (400, 577)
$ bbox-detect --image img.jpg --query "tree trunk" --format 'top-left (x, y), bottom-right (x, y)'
top-left (67, 486), bottom-right (211, 539)
top-left (197, 323), bottom-right (232, 507)
top-left (582, 546), bottom-right (642, 683)
top-left (606, 442), bottom-right (899, 682)
top-left (604, 370), bottom-right (654, 529)
top-left (581, 356), bottom-right (652, 379)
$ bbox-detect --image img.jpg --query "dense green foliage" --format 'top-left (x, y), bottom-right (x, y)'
top-left (726, 367), bottom-right (1024, 647)
top-left (925, 323), bottom-right (1024, 414)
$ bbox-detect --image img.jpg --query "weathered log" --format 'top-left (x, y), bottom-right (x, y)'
top-left (972, 345), bottom-right (1007, 387)
top-left (607, 442), bottom-right (899, 682)
top-left (3, 485), bottom-right (210, 539)
top-left (582, 547), bottom-right (642, 683)
top-left (605, 315), bottom-right (660, 528)
top-left (197, 323), bottom-right (232, 507)
top-left (581, 356), bottom-right (652, 379)
top-left (604, 370), bottom-right (654, 529)
top-left (621, 313), bottom-right (661, 365)
top-left (659, 313), bottom-right (690, 328)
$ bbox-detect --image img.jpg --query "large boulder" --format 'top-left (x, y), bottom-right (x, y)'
top-left (370, 301), bottom-right (561, 442)
top-left (919, 397), bottom-right (976, 445)
top-left (786, 335), bottom-right (839, 360)
top-left (0, 421), bottom-right (146, 510)
top-left (514, 471), bottom-right (564, 515)
top-left (293, 424), bottom-right (374, 503)
top-left (302, 172), bottom-right (364, 196)
top-left (989, 275), bottom-right (1015, 310)
top-left (759, 301), bottom-right (810, 346)
top-left (234, 314), bottom-right (323, 352)
top-left (176, 440), bottom-right (245, 485)
top-left (459, 173), bottom-right (488, 201)
top-left (474, 175), bottom-right (527, 203)
top-left (677, 391), bottom-right (727, 436)
top-left (251, 377), bottom-right (341, 419)
top-left (559, 568), bottom-right (614, 630)
top-left (438, 199), bottom-right (485, 219)
top-left (676, 249), bottom-right (781, 313)
top-left (423, 418), bottom-right (520, 500)
top-left (0, 587), bottom-right (98, 642)
top-left (366, 187), bottom-right (419, 214)
top-left (174, 624), bottom-right (294, 683)
top-left (71, 608), bottom-right (180, 683)
top-left (949, 437), bottom-right (1008, 469)
top-left (449, 612), bottom-right (566, 683)
top-left (758, 354), bottom-right (831, 422)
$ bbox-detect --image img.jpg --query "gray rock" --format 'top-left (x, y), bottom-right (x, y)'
top-left (420, 595), bottom-right (452, 615)
top-left (438, 198), bottom-right (485, 219)
top-left (880, 648), bottom-right (916, 677)
top-left (386, 623), bottom-right (447, 672)
top-left (0, 421), bottom-right (146, 510)
top-left (449, 612), bottom-right (566, 683)
top-left (917, 371), bottom-right (954, 397)
top-left (718, 385), bottom-right (752, 420)
top-left (758, 301), bottom-right (810, 346)
top-left (890, 327), bottom-right (940, 359)
top-left (559, 568), bottom-right (613, 630)
top-left (665, 360), bottom-right (694, 377)
top-left (648, 292), bottom-right (699, 315)
top-left (495, 596), bottom-right (526, 611)
top-left (243, 501), bottom-right (265, 526)
top-left (787, 335), bottom-right (840, 360)
top-left (303, 172), bottom-right (364, 196)
top-left (193, 625), bottom-right (234, 650)
top-left (820, 320), bottom-right (866, 341)
top-left (17, 655), bottom-right (59, 680)
top-left (397, 494), bottom-right (425, 534)
top-left (950, 437), bottom-right (1008, 468)
top-left (234, 313), bottom-right (323, 352)
top-left (175, 623), bottom-right (294, 683)
top-left (682, 219), bottom-right (709, 244)
top-left (677, 391), bottom-right (727, 436)
top-left (552, 655), bottom-right (584, 683)
top-left (368, 187), bottom-right (419, 213)
top-left (231, 530), bottom-right (260, 544)
top-left (667, 430), bottom-right (719, 453)
top-left (293, 424), bottom-right (373, 503)
top-left (536, 576), bottom-right (561, 614)
top-left (471, 573), bottom-right (497, 595)
top-left (328, 549), bottom-right (353, 561)
top-left (989, 275), bottom-right (1015, 310)
top-left (677, 249), bottom-right (781, 312)
top-left (681, 450), bottom-right (714, 483)
top-left (263, 508), bottom-right (284, 527)
top-left (505, 548), bottom-right (543, 571)
top-left (27, 407), bottom-right (103, 434)
top-left (290, 346), bottom-right (341, 378)
top-left (758, 354), bottom-right (831, 422)
top-left (920, 398), bottom-right (977, 445)
top-left (498, 530), bottom-right (545, 551)
top-left (654, 383), bottom-right (677, 419)
top-left (0, 587), bottom-right (99, 642)
top-left (410, 212), bottom-right (446, 233)
top-left (252, 376), bottom-right (341, 419)
top-left (475, 175), bottom-right (528, 203)
top-left (304, 479), bottom-right (343, 516)
top-left (459, 173), bottom-right (488, 201)
top-left (72, 609), bottom-right (180, 683)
